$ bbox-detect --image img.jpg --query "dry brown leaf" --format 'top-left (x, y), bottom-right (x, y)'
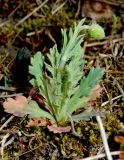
top-left (115, 136), bottom-right (124, 144)
top-left (3, 95), bottom-right (28, 117)
top-left (3, 95), bottom-right (47, 118)
top-left (26, 118), bottom-right (48, 127)
top-left (27, 118), bottom-right (71, 133)
top-left (115, 136), bottom-right (124, 159)
top-left (47, 124), bottom-right (71, 133)
top-left (90, 85), bottom-right (103, 101)
top-left (119, 152), bottom-right (124, 159)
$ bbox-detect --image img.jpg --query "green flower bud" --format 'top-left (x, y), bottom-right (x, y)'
top-left (87, 24), bottom-right (105, 40)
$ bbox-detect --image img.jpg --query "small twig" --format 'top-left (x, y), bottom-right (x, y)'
top-left (27, 28), bottom-right (45, 36)
top-left (0, 93), bottom-right (22, 98)
top-left (46, 30), bottom-right (56, 43)
top-left (36, 0), bottom-right (43, 12)
top-left (79, 151), bottom-right (123, 160)
top-left (0, 52), bottom-right (9, 65)
top-left (97, 145), bottom-right (104, 155)
top-left (86, 38), bottom-right (124, 48)
top-left (0, 86), bottom-right (16, 92)
top-left (3, 136), bottom-right (15, 147)
top-left (0, 129), bottom-right (16, 134)
top-left (0, 20), bottom-right (10, 28)
top-left (21, 131), bottom-right (35, 137)
top-left (113, 78), bottom-right (124, 98)
top-left (12, 28), bottom-right (23, 44)
top-left (8, 1), bottom-right (24, 17)
top-left (107, 70), bottom-right (124, 75)
top-left (14, 144), bottom-right (42, 157)
top-left (96, 116), bottom-right (112, 160)
top-left (16, 0), bottom-right (48, 26)
top-left (102, 82), bottom-right (112, 108)
top-left (101, 95), bottom-right (122, 107)
top-left (1, 133), bottom-right (10, 159)
top-left (51, 1), bottom-right (66, 15)
top-left (67, 113), bottom-right (82, 137)
top-left (75, 0), bottom-right (81, 18)
top-left (0, 116), bottom-right (14, 132)
top-left (0, 73), bottom-right (3, 79)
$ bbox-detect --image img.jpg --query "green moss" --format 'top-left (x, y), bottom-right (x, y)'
top-left (21, 11), bottom-right (74, 32)
top-left (0, 1), bottom-right (76, 46)
top-left (75, 114), bottom-right (120, 146)
top-left (103, 114), bottom-right (121, 137)
top-left (0, 23), bottom-right (22, 44)
top-left (60, 134), bottom-right (84, 157)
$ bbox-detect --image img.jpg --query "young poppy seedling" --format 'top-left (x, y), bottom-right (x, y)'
top-left (3, 19), bottom-right (105, 132)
